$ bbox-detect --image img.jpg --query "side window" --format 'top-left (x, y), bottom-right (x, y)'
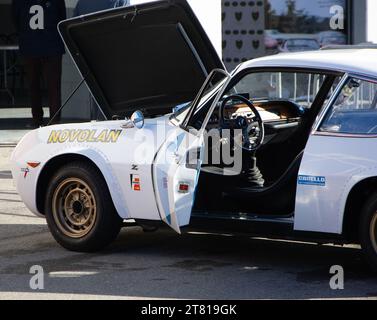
top-left (320, 78), bottom-right (377, 135)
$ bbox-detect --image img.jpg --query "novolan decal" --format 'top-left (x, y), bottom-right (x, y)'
top-left (47, 129), bottom-right (122, 144)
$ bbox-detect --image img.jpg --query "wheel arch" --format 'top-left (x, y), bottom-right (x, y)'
top-left (36, 152), bottom-right (128, 219)
top-left (342, 176), bottom-right (377, 241)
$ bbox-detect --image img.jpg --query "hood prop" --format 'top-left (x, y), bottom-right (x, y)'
top-left (48, 78), bottom-right (108, 126)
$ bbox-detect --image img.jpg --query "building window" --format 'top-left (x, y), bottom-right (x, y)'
top-left (222, 0), bottom-right (349, 70)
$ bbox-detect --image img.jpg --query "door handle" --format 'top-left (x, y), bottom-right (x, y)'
top-left (186, 147), bottom-right (201, 170)
top-left (174, 152), bottom-right (181, 164)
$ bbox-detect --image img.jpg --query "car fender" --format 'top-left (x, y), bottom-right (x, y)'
top-left (12, 126), bottom-right (132, 219)
top-left (38, 145), bottom-right (131, 219)
top-left (338, 166), bottom-right (377, 233)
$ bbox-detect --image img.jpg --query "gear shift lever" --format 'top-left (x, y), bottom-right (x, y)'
top-left (237, 116), bottom-right (264, 187)
top-left (243, 150), bottom-right (265, 187)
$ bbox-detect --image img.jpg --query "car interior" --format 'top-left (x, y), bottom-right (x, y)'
top-left (192, 69), bottom-right (342, 217)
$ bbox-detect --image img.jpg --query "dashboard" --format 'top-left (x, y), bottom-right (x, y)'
top-left (207, 100), bottom-right (304, 125)
top-left (205, 99), bottom-right (305, 145)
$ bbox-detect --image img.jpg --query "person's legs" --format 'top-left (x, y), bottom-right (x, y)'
top-left (43, 55), bottom-right (62, 124)
top-left (24, 57), bottom-right (43, 127)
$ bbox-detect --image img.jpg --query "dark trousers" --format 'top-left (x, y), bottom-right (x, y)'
top-left (24, 55), bottom-right (62, 126)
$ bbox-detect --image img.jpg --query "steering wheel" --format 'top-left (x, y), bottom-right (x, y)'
top-left (219, 95), bottom-right (264, 152)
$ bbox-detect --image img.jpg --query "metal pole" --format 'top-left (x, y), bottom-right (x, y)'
top-left (48, 78), bottom-right (85, 126)
top-left (294, 73), bottom-right (297, 101)
top-left (3, 49), bottom-right (6, 89)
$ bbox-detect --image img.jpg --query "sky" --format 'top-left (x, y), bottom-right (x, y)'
top-left (368, 0), bottom-right (377, 42)
top-left (130, 0), bottom-right (222, 56)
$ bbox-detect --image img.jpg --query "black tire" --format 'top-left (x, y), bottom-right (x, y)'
top-left (45, 161), bottom-right (123, 252)
top-left (359, 192), bottom-right (377, 272)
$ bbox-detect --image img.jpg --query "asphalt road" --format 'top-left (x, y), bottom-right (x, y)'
top-left (0, 146), bottom-right (377, 300)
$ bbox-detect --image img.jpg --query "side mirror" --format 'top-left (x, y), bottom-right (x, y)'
top-left (121, 110), bottom-right (145, 129)
top-left (131, 110), bottom-right (144, 129)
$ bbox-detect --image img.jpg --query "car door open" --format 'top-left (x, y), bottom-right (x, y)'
top-left (153, 129), bottom-right (204, 233)
top-left (153, 70), bottom-right (230, 233)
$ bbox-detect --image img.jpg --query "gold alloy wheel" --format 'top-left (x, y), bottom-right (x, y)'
top-left (371, 212), bottom-right (377, 254)
top-left (52, 178), bottom-right (97, 238)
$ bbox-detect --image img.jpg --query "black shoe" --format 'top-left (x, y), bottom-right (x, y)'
top-left (26, 121), bottom-right (42, 129)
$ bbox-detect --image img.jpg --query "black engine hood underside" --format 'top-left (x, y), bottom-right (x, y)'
top-left (59, 0), bottom-right (224, 119)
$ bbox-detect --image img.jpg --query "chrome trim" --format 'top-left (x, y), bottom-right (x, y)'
top-left (312, 73), bottom-right (349, 133)
top-left (347, 73), bottom-right (377, 84)
top-left (183, 69), bottom-right (230, 131)
top-left (313, 131), bottom-right (377, 139)
top-left (199, 74), bottom-right (234, 135)
top-left (313, 72), bottom-right (377, 136)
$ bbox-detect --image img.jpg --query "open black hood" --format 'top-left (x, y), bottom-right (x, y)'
top-left (59, 0), bottom-right (224, 119)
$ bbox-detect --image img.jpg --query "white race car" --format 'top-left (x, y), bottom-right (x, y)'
top-left (11, 0), bottom-right (377, 271)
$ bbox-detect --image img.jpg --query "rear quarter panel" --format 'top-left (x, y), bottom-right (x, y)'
top-left (295, 134), bottom-right (377, 234)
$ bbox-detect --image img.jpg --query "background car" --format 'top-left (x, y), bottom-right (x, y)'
top-left (264, 29), bottom-right (284, 50)
top-left (278, 38), bottom-right (321, 52)
top-left (264, 35), bottom-right (279, 50)
top-left (317, 31), bottom-right (347, 47)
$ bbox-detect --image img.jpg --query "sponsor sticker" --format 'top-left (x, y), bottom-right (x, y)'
top-left (47, 129), bottom-right (122, 144)
top-left (178, 181), bottom-right (190, 193)
top-left (298, 175), bottom-right (326, 187)
top-left (131, 174), bottom-right (141, 191)
top-left (21, 168), bottom-right (30, 179)
top-left (21, 162), bottom-right (41, 179)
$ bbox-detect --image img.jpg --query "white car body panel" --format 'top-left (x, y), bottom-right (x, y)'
top-left (11, 116), bottom-right (176, 222)
top-left (239, 49), bottom-right (377, 76)
top-left (295, 135), bottom-right (377, 234)
top-left (153, 128), bottom-right (204, 233)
